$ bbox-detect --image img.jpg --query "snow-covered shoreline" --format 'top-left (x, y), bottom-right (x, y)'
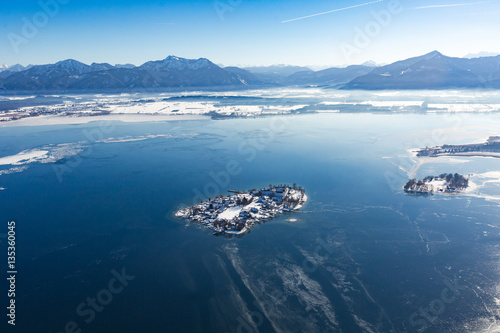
top-left (293, 194), bottom-right (308, 210)
top-left (0, 114), bottom-right (209, 127)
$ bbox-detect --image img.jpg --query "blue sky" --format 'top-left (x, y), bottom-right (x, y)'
top-left (1, 0), bottom-right (500, 67)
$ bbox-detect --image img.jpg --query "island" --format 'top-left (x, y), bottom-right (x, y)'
top-left (416, 136), bottom-right (500, 158)
top-left (175, 185), bottom-right (307, 235)
top-left (404, 173), bottom-right (469, 195)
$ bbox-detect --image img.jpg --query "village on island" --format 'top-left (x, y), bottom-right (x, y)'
top-left (176, 184), bottom-right (307, 235)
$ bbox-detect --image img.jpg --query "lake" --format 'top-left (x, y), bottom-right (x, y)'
top-left (1, 111), bottom-right (500, 333)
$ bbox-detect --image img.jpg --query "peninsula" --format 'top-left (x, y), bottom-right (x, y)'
top-left (416, 136), bottom-right (500, 158)
top-left (404, 173), bottom-right (469, 195)
top-left (176, 185), bottom-right (307, 235)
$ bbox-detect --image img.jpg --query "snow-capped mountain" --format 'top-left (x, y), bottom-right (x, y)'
top-left (141, 56), bottom-right (213, 71)
top-left (342, 51), bottom-right (500, 89)
top-left (0, 59), bottom-right (95, 90)
top-left (0, 64), bottom-right (31, 79)
top-left (27, 59), bottom-right (93, 77)
top-left (1, 52), bottom-right (500, 91)
top-left (139, 56), bottom-right (250, 87)
top-left (0, 64), bottom-right (29, 72)
top-left (8, 64), bottom-right (30, 72)
top-left (0, 56), bottom-right (257, 91)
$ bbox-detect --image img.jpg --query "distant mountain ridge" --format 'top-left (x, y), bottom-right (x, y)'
top-left (342, 51), bottom-right (500, 90)
top-left (464, 51), bottom-right (500, 59)
top-left (242, 65), bottom-right (313, 76)
top-left (0, 64), bottom-right (31, 72)
top-left (0, 56), bottom-right (256, 92)
top-left (1, 51), bottom-right (500, 92)
top-left (285, 65), bottom-right (374, 87)
top-left (241, 65), bottom-right (314, 84)
top-left (0, 64), bottom-right (34, 80)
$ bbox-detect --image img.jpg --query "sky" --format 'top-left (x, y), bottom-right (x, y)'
top-left (1, 0), bottom-right (500, 68)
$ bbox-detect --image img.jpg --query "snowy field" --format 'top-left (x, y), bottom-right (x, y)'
top-left (1, 88), bottom-right (500, 126)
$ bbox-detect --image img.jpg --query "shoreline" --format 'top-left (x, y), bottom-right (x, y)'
top-left (422, 152), bottom-right (500, 159)
top-left (0, 114), bottom-right (210, 127)
top-left (293, 194), bottom-right (308, 210)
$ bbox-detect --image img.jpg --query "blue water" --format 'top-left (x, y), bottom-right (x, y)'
top-left (1, 113), bottom-right (500, 333)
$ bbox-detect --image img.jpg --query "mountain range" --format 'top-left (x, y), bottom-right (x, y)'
top-left (343, 51), bottom-right (500, 90)
top-left (0, 56), bottom-right (253, 91)
top-left (1, 51), bottom-right (499, 92)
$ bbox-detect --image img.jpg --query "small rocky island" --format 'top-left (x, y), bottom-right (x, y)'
top-left (404, 173), bottom-right (469, 195)
top-left (176, 185), bottom-right (307, 235)
top-left (416, 136), bottom-right (500, 158)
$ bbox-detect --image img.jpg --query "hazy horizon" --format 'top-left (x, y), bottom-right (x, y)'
top-left (1, 49), bottom-right (500, 70)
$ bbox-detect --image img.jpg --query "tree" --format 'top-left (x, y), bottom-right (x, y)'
top-left (404, 179), bottom-right (416, 191)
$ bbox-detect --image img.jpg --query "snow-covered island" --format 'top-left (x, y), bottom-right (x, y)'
top-left (416, 136), bottom-right (500, 158)
top-left (175, 185), bottom-right (307, 235)
top-left (404, 173), bottom-right (469, 195)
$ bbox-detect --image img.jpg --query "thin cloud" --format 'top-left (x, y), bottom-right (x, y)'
top-left (282, 0), bottom-right (384, 23)
top-left (415, 0), bottom-right (495, 9)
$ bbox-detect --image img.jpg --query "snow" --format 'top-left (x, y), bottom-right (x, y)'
top-left (361, 100), bottom-right (424, 107)
top-left (106, 101), bottom-right (218, 115)
top-left (265, 105), bottom-right (308, 111)
top-left (0, 114), bottom-right (208, 127)
top-left (142, 56), bottom-right (211, 71)
top-left (218, 206), bottom-right (243, 220)
top-left (294, 194), bottom-right (308, 210)
top-left (0, 149), bottom-right (48, 166)
top-left (0, 143), bottom-right (86, 169)
top-left (477, 171), bottom-right (500, 180)
top-left (427, 103), bottom-right (500, 112)
top-left (244, 201), bottom-right (261, 210)
top-left (225, 227), bottom-right (248, 235)
top-left (0, 133), bottom-right (188, 180)
top-left (97, 134), bottom-right (177, 143)
top-left (458, 172), bottom-right (500, 203)
top-left (103, 100), bottom-right (298, 116)
top-left (0, 166), bottom-right (29, 175)
top-left (426, 179), bottom-right (448, 192)
top-left (4, 88), bottom-right (500, 127)
top-left (320, 102), bottom-right (344, 105)
top-left (0, 95), bottom-right (36, 101)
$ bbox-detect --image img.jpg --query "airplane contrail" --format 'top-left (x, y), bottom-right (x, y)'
top-left (415, 0), bottom-right (495, 9)
top-left (282, 0), bottom-right (384, 23)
